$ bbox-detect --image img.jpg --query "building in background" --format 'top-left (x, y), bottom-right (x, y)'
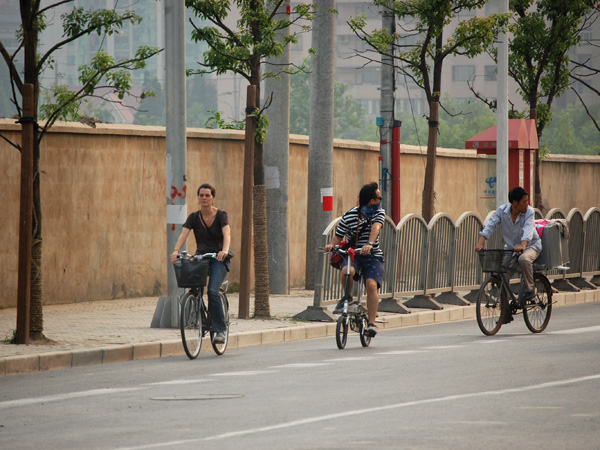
top-left (1, 1), bottom-right (598, 131)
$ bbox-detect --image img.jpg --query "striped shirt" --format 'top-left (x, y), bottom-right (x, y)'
top-left (335, 206), bottom-right (385, 259)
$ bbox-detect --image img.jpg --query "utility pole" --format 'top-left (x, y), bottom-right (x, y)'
top-left (152, 0), bottom-right (186, 328)
top-left (264, 0), bottom-right (291, 294)
top-left (379, 4), bottom-right (395, 216)
top-left (496, 0), bottom-right (509, 207)
top-left (305, 0), bottom-right (335, 289)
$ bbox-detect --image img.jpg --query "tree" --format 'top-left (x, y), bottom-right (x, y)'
top-left (290, 56), bottom-right (376, 140)
top-left (186, 0), bottom-right (314, 318)
top-left (471, 0), bottom-right (599, 210)
top-left (0, 2), bottom-right (160, 341)
top-left (349, 0), bottom-right (508, 222)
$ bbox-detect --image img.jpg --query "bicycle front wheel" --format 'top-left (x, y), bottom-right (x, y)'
top-left (523, 273), bottom-right (552, 333)
top-left (476, 276), bottom-right (506, 336)
top-left (180, 292), bottom-right (203, 359)
top-left (210, 292), bottom-right (230, 355)
top-left (336, 315), bottom-right (348, 349)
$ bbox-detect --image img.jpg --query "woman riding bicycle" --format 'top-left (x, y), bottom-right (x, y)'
top-left (170, 183), bottom-right (231, 344)
top-left (324, 182), bottom-right (385, 337)
top-left (475, 186), bottom-right (542, 323)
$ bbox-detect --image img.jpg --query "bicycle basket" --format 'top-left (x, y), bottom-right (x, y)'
top-left (173, 258), bottom-right (210, 287)
top-left (478, 250), bottom-right (511, 273)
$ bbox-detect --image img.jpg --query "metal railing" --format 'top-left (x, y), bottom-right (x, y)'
top-left (305, 207), bottom-right (600, 319)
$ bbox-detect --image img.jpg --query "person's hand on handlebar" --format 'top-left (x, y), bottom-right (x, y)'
top-left (217, 250), bottom-right (227, 262)
top-left (360, 244), bottom-right (373, 256)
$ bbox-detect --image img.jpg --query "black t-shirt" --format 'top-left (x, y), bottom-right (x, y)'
top-left (183, 209), bottom-right (229, 255)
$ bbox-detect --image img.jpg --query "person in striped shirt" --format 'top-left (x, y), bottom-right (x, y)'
top-left (324, 182), bottom-right (385, 337)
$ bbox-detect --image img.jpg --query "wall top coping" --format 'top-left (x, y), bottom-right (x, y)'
top-left (1, 119), bottom-right (598, 163)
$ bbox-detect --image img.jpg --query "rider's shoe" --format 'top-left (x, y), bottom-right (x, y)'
top-left (502, 311), bottom-right (514, 324)
top-left (212, 332), bottom-right (226, 344)
top-left (333, 296), bottom-right (353, 314)
top-left (367, 323), bottom-right (378, 337)
top-left (524, 289), bottom-right (537, 303)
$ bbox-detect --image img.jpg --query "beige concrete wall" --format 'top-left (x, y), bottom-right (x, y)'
top-left (1, 119), bottom-right (599, 307)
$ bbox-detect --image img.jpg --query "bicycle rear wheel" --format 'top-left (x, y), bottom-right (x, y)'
top-left (476, 276), bottom-right (506, 336)
top-left (336, 315), bottom-right (348, 349)
top-left (210, 292), bottom-right (230, 355)
top-left (523, 273), bottom-right (552, 333)
top-left (180, 292), bottom-right (203, 359)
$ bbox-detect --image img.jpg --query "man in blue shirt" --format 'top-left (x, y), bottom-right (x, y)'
top-left (475, 187), bottom-right (542, 321)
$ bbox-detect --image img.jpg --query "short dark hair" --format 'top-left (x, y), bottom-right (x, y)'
top-left (359, 182), bottom-right (379, 207)
top-left (508, 186), bottom-right (528, 203)
top-left (197, 183), bottom-right (216, 196)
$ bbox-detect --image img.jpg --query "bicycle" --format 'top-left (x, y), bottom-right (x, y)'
top-left (328, 246), bottom-right (373, 349)
top-left (173, 251), bottom-right (230, 359)
top-left (476, 249), bottom-right (553, 336)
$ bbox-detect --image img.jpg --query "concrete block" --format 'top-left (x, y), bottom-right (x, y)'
top-left (235, 331), bottom-right (262, 348)
top-left (417, 311), bottom-right (435, 325)
top-left (284, 326), bottom-right (307, 342)
top-left (553, 293), bottom-right (566, 307)
top-left (102, 345), bottom-right (133, 364)
top-left (39, 351), bottom-right (72, 372)
top-left (0, 358), bottom-right (5, 376)
top-left (400, 313), bottom-right (419, 327)
top-left (261, 329), bottom-right (285, 345)
top-left (5, 355), bottom-right (38, 375)
top-left (160, 340), bottom-right (184, 357)
top-left (463, 305), bottom-right (476, 320)
top-left (564, 292), bottom-right (577, 305)
top-left (305, 324), bottom-right (327, 339)
top-left (199, 336), bottom-right (213, 353)
top-left (448, 307), bottom-right (465, 321)
top-left (382, 314), bottom-right (403, 329)
top-left (434, 310), bottom-right (451, 323)
top-left (226, 333), bottom-right (238, 349)
top-left (133, 342), bottom-right (161, 360)
top-left (584, 290), bottom-right (596, 303)
top-left (71, 349), bottom-right (103, 367)
top-left (324, 322), bottom-right (337, 336)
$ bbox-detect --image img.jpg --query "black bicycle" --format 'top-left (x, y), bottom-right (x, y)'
top-left (173, 252), bottom-right (230, 358)
top-left (476, 249), bottom-right (553, 336)
top-left (329, 246), bottom-right (372, 349)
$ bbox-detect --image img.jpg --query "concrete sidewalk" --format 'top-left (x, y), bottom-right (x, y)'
top-left (1, 288), bottom-right (598, 376)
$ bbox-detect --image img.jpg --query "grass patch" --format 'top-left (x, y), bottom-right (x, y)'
top-left (4, 329), bottom-right (16, 344)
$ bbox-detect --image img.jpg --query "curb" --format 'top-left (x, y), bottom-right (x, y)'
top-left (2, 290), bottom-right (599, 377)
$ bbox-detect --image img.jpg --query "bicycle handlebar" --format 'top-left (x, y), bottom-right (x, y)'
top-left (175, 251), bottom-right (218, 261)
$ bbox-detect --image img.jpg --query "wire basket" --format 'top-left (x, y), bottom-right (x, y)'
top-left (173, 258), bottom-right (210, 288)
top-left (478, 249), bottom-right (512, 273)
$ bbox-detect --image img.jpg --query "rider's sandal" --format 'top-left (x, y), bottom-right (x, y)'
top-left (367, 323), bottom-right (378, 337)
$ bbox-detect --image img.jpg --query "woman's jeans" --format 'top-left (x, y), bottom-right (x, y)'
top-left (207, 259), bottom-right (228, 333)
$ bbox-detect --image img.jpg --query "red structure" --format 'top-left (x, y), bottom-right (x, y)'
top-left (465, 119), bottom-right (538, 203)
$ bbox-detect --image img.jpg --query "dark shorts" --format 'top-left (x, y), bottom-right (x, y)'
top-left (341, 255), bottom-right (385, 288)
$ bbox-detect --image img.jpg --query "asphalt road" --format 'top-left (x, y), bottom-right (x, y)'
top-left (2, 303), bottom-right (600, 450)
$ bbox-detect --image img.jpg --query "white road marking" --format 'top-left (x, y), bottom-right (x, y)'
top-left (121, 373), bottom-right (600, 448)
top-left (376, 350), bottom-right (424, 355)
top-left (145, 379), bottom-right (211, 386)
top-left (0, 387), bottom-right (143, 410)
top-left (550, 325), bottom-right (600, 335)
top-left (269, 363), bottom-right (332, 369)
top-left (324, 356), bottom-right (378, 362)
top-left (424, 345), bottom-right (462, 350)
top-left (209, 370), bottom-right (276, 377)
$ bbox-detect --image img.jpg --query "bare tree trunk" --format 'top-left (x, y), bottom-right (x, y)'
top-left (253, 184), bottom-right (270, 318)
top-left (530, 108), bottom-right (546, 212)
top-left (421, 101), bottom-right (439, 223)
top-left (30, 138), bottom-right (45, 341)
